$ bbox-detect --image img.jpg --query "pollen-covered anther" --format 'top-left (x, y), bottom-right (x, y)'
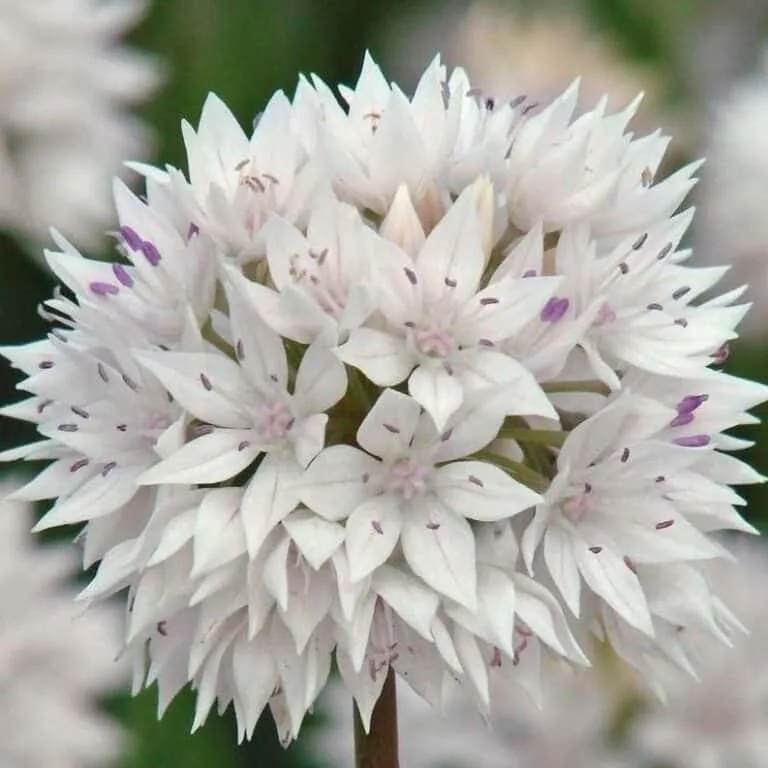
top-left (386, 458), bottom-right (430, 500)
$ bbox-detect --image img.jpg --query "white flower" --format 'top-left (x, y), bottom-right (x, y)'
top-left (338, 186), bottom-right (559, 430)
top-left (0, 479), bottom-right (125, 768)
top-left (693, 50), bottom-right (768, 336)
top-left (300, 388), bottom-right (539, 605)
top-left (0, 0), bottom-right (159, 249)
top-left (134, 89), bottom-right (320, 263)
top-left (0, 52), bottom-right (764, 749)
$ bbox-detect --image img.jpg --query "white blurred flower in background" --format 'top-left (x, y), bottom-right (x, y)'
top-left (0, 0), bottom-right (159, 251)
top-left (694, 51), bottom-right (768, 337)
top-left (0, 479), bottom-right (125, 768)
top-left (631, 538), bottom-right (768, 768)
top-left (313, 667), bottom-right (631, 768)
top-left (388, 1), bottom-right (669, 135)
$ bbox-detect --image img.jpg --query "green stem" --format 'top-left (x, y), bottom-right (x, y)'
top-left (542, 379), bottom-right (611, 396)
top-left (354, 668), bottom-right (399, 768)
top-left (474, 450), bottom-right (551, 492)
top-left (497, 426), bottom-right (568, 447)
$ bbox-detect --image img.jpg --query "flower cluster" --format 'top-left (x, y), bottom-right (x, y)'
top-left (0, 0), bottom-right (159, 250)
top-left (1, 53), bottom-right (765, 744)
top-left (0, 480), bottom-right (125, 768)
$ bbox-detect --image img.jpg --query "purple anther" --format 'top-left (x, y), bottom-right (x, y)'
top-left (140, 240), bottom-right (162, 266)
top-left (89, 281), bottom-right (119, 297)
top-left (69, 458), bottom-right (89, 472)
top-left (119, 226), bottom-right (143, 251)
top-left (522, 269), bottom-right (537, 278)
top-left (187, 222), bottom-right (200, 239)
top-left (38, 360), bottom-right (54, 370)
top-left (540, 296), bottom-right (569, 323)
top-left (669, 411), bottom-right (695, 428)
top-left (673, 434), bottom-right (710, 448)
top-left (112, 263), bottom-right (134, 288)
top-left (676, 394), bottom-right (708, 415)
top-left (711, 343), bottom-right (730, 364)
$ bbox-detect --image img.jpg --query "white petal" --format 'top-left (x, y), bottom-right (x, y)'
top-left (193, 487), bottom-right (247, 576)
top-left (401, 499), bottom-right (477, 609)
top-left (139, 429), bottom-right (259, 485)
top-left (135, 349), bottom-right (251, 428)
top-left (372, 565), bottom-right (440, 640)
top-left (433, 460), bottom-right (542, 521)
top-left (224, 276), bottom-right (289, 393)
top-left (357, 388), bottom-right (423, 459)
top-left (282, 509), bottom-right (345, 570)
top-left (431, 397), bottom-right (506, 463)
top-left (453, 624), bottom-right (490, 707)
top-left (336, 328), bottom-right (414, 386)
top-left (543, 525), bottom-right (581, 616)
top-left (415, 187), bottom-right (485, 304)
top-left (477, 565), bottom-right (517, 656)
top-left (408, 364), bottom-right (464, 433)
top-left (299, 445), bottom-right (379, 521)
top-left (294, 342), bottom-right (347, 414)
top-left (345, 495), bottom-right (403, 581)
top-left (232, 635), bottom-right (279, 737)
top-left (241, 454), bottom-right (302, 556)
top-left (574, 544), bottom-right (654, 635)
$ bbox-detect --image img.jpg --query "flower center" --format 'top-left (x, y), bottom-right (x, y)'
top-left (561, 485), bottom-right (591, 523)
top-left (413, 325), bottom-right (454, 358)
top-left (386, 458), bottom-right (430, 500)
top-left (254, 401), bottom-right (293, 440)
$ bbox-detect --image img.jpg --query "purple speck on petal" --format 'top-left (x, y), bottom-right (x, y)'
top-left (673, 434), bottom-right (710, 448)
top-left (187, 222), bottom-right (200, 239)
top-left (112, 263), bottom-right (134, 288)
top-left (540, 296), bottom-right (569, 323)
top-left (677, 393), bottom-right (709, 415)
top-left (119, 226), bottom-right (143, 251)
top-left (669, 411), bottom-right (695, 428)
top-left (522, 269), bottom-right (537, 278)
top-left (89, 281), bottom-right (119, 297)
top-left (141, 240), bottom-right (162, 266)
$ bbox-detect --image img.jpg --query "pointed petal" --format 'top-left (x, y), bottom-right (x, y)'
top-left (357, 388), bottom-right (423, 459)
top-left (408, 364), bottom-right (463, 433)
top-left (300, 445), bottom-right (379, 521)
top-left (345, 495), bottom-right (403, 581)
top-left (139, 429), bottom-right (259, 485)
top-left (401, 500), bottom-right (477, 609)
top-left (336, 328), bottom-right (414, 386)
top-left (282, 509), bottom-right (345, 570)
top-left (294, 342), bottom-right (347, 414)
top-left (433, 460), bottom-right (542, 521)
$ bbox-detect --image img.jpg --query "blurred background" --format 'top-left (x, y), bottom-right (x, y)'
top-left (2, 0), bottom-right (768, 766)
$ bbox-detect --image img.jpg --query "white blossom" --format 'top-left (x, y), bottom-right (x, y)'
top-left (0, 0), bottom-right (159, 249)
top-left (0, 53), bottom-right (764, 747)
top-left (0, 479), bottom-right (125, 768)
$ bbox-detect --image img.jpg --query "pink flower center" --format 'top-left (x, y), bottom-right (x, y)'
top-left (413, 326), bottom-right (454, 358)
top-left (254, 401), bottom-right (293, 440)
top-left (387, 458), bottom-right (430, 500)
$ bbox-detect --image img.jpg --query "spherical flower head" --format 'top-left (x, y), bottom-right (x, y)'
top-left (0, 479), bottom-right (125, 768)
top-left (0, 0), bottom-right (160, 250)
top-left (0, 51), bottom-right (765, 748)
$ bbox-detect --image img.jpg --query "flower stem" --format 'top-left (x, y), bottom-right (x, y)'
top-left (354, 667), bottom-right (399, 768)
top-left (474, 450), bottom-right (551, 492)
top-left (542, 379), bottom-right (611, 396)
top-left (497, 426), bottom-right (568, 447)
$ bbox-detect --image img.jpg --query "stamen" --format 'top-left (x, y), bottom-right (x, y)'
top-left (655, 520), bottom-right (675, 530)
top-left (58, 424), bottom-right (78, 432)
top-left (632, 233), bottom-right (648, 250)
top-left (112, 263), bottom-right (134, 288)
top-left (404, 267), bottom-right (418, 285)
top-left (468, 475), bottom-right (484, 487)
top-left (97, 362), bottom-right (109, 382)
top-left (540, 296), bottom-right (569, 323)
top-left (141, 240), bottom-right (162, 266)
top-left (38, 360), bottom-right (54, 370)
top-left (69, 458), bottom-right (89, 472)
top-left (589, 546), bottom-right (602, 554)
top-left (71, 406), bottom-right (89, 419)
top-left (101, 461), bottom-right (117, 477)
top-left (200, 373), bottom-right (213, 391)
top-left (371, 521), bottom-right (384, 535)
top-left (673, 434), bottom-right (710, 448)
top-left (624, 556), bottom-right (637, 574)
top-left (119, 226), bottom-right (143, 250)
top-left (522, 269), bottom-right (537, 278)
top-left (620, 448), bottom-right (630, 463)
top-left (480, 297), bottom-right (499, 306)
top-left (89, 281), bottom-right (119, 297)
top-left (672, 286), bottom-right (691, 300)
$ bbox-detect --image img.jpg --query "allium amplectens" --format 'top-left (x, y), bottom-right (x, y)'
top-left (1, 53), bottom-right (765, 744)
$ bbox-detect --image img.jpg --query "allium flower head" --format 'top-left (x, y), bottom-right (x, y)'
top-left (0, 480), bottom-right (124, 768)
top-left (1, 53), bottom-right (765, 745)
top-left (0, 0), bottom-right (159, 249)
